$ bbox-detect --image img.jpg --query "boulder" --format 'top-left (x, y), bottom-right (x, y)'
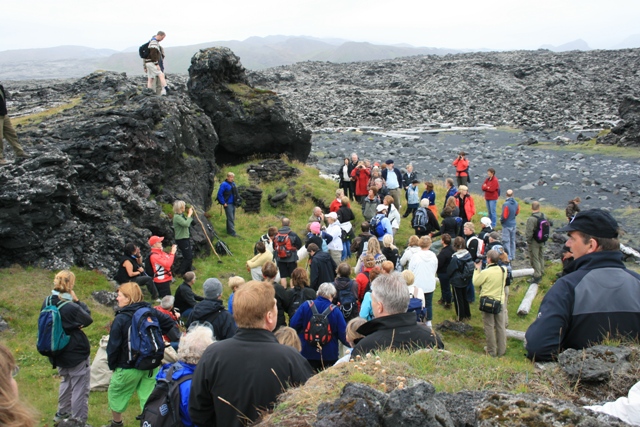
top-left (558, 345), bottom-right (634, 383)
top-left (187, 47), bottom-right (312, 165)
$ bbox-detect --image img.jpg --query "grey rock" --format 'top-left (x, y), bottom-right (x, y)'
top-left (558, 345), bottom-right (633, 383)
top-left (0, 316), bottom-right (10, 332)
top-left (315, 383), bottom-right (385, 427)
top-left (382, 382), bottom-right (455, 427)
top-left (92, 290), bottom-right (118, 308)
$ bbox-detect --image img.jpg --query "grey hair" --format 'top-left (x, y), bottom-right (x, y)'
top-left (419, 198), bottom-right (430, 208)
top-left (374, 178), bottom-right (383, 184)
top-left (486, 249), bottom-right (500, 264)
top-left (178, 325), bottom-right (215, 364)
top-left (161, 295), bottom-right (175, 310)
top-left (371, 272), bottom-right (409, 315)
top-left (317, 282), bottom-right (337, 299)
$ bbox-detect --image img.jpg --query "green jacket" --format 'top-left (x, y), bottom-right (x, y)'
top-left (173, 213), bottom-right (193, 240)
top-left (525, 212), bottom-right (545, 244)
top-left (473, 263), bottom-right (507, 304)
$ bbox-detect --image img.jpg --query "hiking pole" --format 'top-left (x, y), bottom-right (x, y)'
top-left (193, 208), bottom-right (223, 264)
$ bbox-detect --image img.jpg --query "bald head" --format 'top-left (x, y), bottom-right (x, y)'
top-left (531, 201), bottom-right (540, 211)
top-left (506, 189), bottom-right (514, 197)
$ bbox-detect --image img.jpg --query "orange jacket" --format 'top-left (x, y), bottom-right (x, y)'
top-left (452, 157), bottom-right (469, 177)
top-left (150, 247), bottom-right (175, 284)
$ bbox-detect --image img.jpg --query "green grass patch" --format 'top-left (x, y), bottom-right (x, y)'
top-left (13, 97), bottom-right (83, 127)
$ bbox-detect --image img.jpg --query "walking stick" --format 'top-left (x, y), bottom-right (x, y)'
top-left (193, 208), bottom-right (223, 264)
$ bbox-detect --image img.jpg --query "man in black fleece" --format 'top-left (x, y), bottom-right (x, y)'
top-left (173, 271), bottom-right (204, 319)
top-left (308, 243), bottom-right (337, 291)
top-left (186, 278), bottom-right (236, 340)
top-left (189, 280), bottom-right (313, 427)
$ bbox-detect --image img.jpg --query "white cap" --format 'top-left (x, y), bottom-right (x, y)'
top-left (376, 204), bottom-right (387, 212)
top-left (480, 217), bottom-right (492, 226)
top-left (326, 212), bottom-right (338, 220)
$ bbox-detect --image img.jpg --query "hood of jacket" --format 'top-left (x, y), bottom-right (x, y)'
top-left (453, 249), bottom-right (471, 261)
top-left (190, 298), bottom-right (224, 320)
top-left (334, 276), bottom-right (352, 291)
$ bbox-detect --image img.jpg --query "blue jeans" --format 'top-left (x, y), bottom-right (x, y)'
top-left (341, 241), bottom-right (352, 261)
top-left (466, 279), bottom-right (475, 303)
top-left (224, 204), bottom-right (236, 236)
top-left (502, 226), bottom-right (516, 261)
top-left (485, 199), bottom-right (497, 228)
top-left (424, 291), bottom-right (434, 321)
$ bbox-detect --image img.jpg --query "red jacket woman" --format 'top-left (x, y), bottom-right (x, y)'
top-left (350, 162), bottom-right (371, 198)
top-left (454, 186), bottom-right (476, 223)
top-left (481, 170), bottom-right (500, 200)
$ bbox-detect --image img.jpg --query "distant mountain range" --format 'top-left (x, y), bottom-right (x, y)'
top-left (0, 34), bottom-right (639, 80)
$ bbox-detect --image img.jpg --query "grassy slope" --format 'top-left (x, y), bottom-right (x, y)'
top-left (0, 158), bottom-right (577, 426)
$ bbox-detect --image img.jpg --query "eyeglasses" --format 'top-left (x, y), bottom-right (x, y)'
top-left (11, 365), bottom-right (19, 378)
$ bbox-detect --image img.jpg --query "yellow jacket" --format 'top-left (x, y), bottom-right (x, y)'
top-left (473, 263), bottom-right (507, 304)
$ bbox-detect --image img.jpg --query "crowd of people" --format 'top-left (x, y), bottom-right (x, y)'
top-left (4, 152), bottom-right (640, 427)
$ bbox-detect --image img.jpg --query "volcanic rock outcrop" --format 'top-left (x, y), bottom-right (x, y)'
top-left (187, 47), bottom-right (312, 164)
top-left (0, 71), bottom-right (218, 273)
top-left (250, 48), bottom-right (640, 133)
top-left (598, 96), bottom-right (640, 146)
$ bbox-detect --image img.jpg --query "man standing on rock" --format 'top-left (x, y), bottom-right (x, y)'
top-left (525, 201), bottom-right (547, 282)
top-left (217, 172), bottom-right (240, 237)
top-left (452, 151), bottom-right (469, 187)
top-left (381, 159), bottom-right (403, 210)
top-left (481, 168), bottom-right (500, 228)
top-left (525, 209), bottom-right (640, 361)
top-left (143, 31), bottom-right (169, 96)
top-left (0, 83), bottom-right (30, 165)
top-left (500, 189), bottom-right (519, 261)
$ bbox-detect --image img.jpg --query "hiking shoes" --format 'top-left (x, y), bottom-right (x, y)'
top-left (53, 412), bottom-right (71, 426)
top-left (444, 303), bottom-right (452, 309)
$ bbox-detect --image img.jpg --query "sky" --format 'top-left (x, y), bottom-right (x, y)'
top-left (2, 0), bottom-right (639, 52)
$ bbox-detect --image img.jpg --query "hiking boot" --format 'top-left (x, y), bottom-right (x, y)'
top-left (161, 87), bottom-right (168, 96)
top-left (54, 412), bottom-right (71, 426)
top-left (444, 303), bottom-right (452, 309)
top-left (437, 299), bottom-right (444, 306)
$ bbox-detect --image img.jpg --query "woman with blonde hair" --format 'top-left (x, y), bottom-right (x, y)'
top-left (154, 325), bottom-right (215, 427)
top-left (400, 235), bottom-right (421, 270)
top-left (381, 233), bottom-right (399, 267)
top-left (42, 270), bottom-right (93, 426)
top-left (355, 237), bottom-right (386, 273)
top-left (173, 200), bottom-right (194, 275)
top-left (334, 317), bottom-right (367, 365)
top-left (274, 326), bottom-right (302, 352)
top-left (105, 282), bottom-right (181, 427)
top-left (0, 344), bottom-right (37, 427)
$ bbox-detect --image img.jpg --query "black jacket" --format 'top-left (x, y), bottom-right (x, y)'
top-left (382, 247), bottom-right (399, 266)
top-left (351, 232), bottom-right (373, 258)
top-left (273, 282), bottom-right (289, 328)
top-left (337, 206), bottom-right (355, 224)
top-left (42, 295), bottom-right (93, 368)
top-left (189, 328), bottom-right (313, 427)
top-left (447, 251), bottom-right (474, 288)
top-left (0, 85), bottom-right (8, 116)
top-left (107, 302), bottom-right (180, 370)
top-left (186, 298), bottom-right (237, 341)
top-left (436, 245), bottom-right (455, 275)
top-left (433, 216), bottom-right (459, 239)
top-left (353, 312), bottom-right (444, 357)
top-left (285, 286), bottom-right (316, 319)
top-left (309, 251), bottom-right (337, 291)
top-left (174, 282), bottom-right (204, 313)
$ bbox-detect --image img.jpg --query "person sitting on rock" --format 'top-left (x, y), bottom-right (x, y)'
top-left (174, 271), bottom-right (203, 320)
top-left (154, 295), bottom-right (181, 350)
top-left (352, 272), bottom-right (444, 357)
top-left (308, 206), bottom-right (326, 228)
top-left (114, 242), bottom-right (159, 301)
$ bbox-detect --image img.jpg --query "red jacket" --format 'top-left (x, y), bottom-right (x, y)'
top-left (356, 267), bottom-right (373, 306)
top-left (350, 167), bottom-right (371, 197)
top-left (454, 193), bottom-right (476, 222)
top-left (329, 198), bottom-right (341, 213)
top-left (150, 247), bottom-right (175, 284)
top-left (481, 176), bottom-right (500, 200)
top-left (154, 305), bottom-right (180, 342)
top-left (452, 157), bottom-right (469, 177)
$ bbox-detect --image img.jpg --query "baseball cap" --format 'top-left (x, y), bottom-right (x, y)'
top-left (376, 204), bottom-right (387, 212)
top-left (310, 221), bottom-right (321, 234)
top-left (326, 212), bottom-right (338, 220)
top-left (148, 235), bottom-right (164, 246)
top-left (385, 159), bottom-right (394, 165)
top-left (480, 217), bottom-right (492, 227)
top-left (557, 209), bottom-right (619, 238)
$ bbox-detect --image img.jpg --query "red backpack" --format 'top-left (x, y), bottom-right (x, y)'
top-left (274, 232), bottom-right (296, 259)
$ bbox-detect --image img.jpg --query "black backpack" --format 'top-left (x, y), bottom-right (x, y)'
top-left (288, 288), bottom-right (310, 318)
top-left (533, 214), bottom-right (550, 243)
top-left (458, 257), bottom-right (475, 283)
top-left (144, 255), bottom-right (156, 278)
top-left (412, 207), bottom-right (428, 234)
top-left (139, 42), bottom-right (151, 59)
top-left (335, 281), bottom-right (357, 321)
top-left (303, 301), bottom-right (333, 347)
top-left (139, 364), bottom-right (192, 427)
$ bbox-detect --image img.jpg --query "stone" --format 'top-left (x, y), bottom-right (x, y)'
top-left (558, 345), bottom-right (633, 383)
top-left (315, 383), bottom-right (385, 427)
top-left (382, 382), bottom-right (455, 427)
top-left (187, 47), bottom-right (311, 164)
top-left (92, 290), bottom-right (118, 308)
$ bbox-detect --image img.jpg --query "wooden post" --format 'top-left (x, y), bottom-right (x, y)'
top-left (517, 282), bottom-right (539, 316)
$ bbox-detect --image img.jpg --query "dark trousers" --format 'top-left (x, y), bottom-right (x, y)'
top-left (133, 276), bottom-right (158, 299)
top-left (156, 280), bottom-right (172, 298)
top-left (453, 286), bottom-right (471, 321)
top-left (176, 238), bottom-right (192, 275)
top-left (349, 181), bottom-right (356, 201)
top-left (437, 273), bottom-right (452, 304)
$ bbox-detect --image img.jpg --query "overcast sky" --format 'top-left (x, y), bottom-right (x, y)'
top-left (2, 0), bottom-right (639, 52)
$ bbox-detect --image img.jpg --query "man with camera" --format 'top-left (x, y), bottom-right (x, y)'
top-left (452, 151), bottom-right (470, 187)
top-left (217, 172), bottom-right (241, 238)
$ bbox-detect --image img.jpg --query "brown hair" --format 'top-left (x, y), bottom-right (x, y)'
top-left (418, 236), bottom-right (432, 249)
top-left (368, 186), bottom-right (378, 195)
top-left (268, 227), bottom-right (278, 238)
top-left (363, 254), bottom-right (376, 269)
top-left (337, 262), bottom-right (351, 278)
top-left (383, 195), bottom-right (394, 206)
top-left (274, 326), bottom-right (302, 352)
top-left (118, 282), bottom-right (143, 304)
top-left (291, 268), bottom-right (309, 289)
top-left (368, 266), bottom-right (381, 283)
top-left (441, 234), bottom-right (452, 245)
top-left (453, 236), bottom-right (466, 251)
top-left (445, 196), bottom-right (457, 211)
top-left (53, 270), bottom-right (75, 293)
top-left (425, 181), bottom-right (434, 192)
top-left (255, 241), bottom-right (266, 253)
top-left (407, 235), bottom-right (419, 247)
top-left (0, 344), bottom-right (36, 427)
top-left (261, 261), bottom-right (278, 280)
top-left (233, 280), bottom-right (275, 328)
top-left (381, 261), bottom-right (394, 274)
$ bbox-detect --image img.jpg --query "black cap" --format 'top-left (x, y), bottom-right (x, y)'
top-left (557, 209), bottom-right (619, 238)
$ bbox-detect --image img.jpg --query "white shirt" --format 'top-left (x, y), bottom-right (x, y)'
top-left (409, 249), bottom-right (438, 293)
top-left (326, 221), bottom-right (343, 250)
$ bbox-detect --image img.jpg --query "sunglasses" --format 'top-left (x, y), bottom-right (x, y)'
top-left (12, 365), bottom-right (19, 378)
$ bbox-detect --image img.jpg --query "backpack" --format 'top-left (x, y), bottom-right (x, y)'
top-left (274, 232), bottom-right (296, 259)
top-left (412, 207), bottom-right (428, 234)
top-left (533, 214), bottom-right (550, 243)
top-left (454, 216), bottom-right (463, 232)
top-left (369, 215), bottom-right (386, 238)
top-left (289, 288), bottom-right (310, 317)
top-left (37, 296), bottom-right (70, 357)
top-left (127, 307), bottom-right (165, 370)
top-left (458, 256), bottom-right (475, 283)
top-left (335, 281), bottom-right (357, 320)
top-left (467, 236), bottom-right (485, 259)
top-left (407, 287), bottom-right (426, 322)
top-left (303, 301), bottom-right (334, 347)
top-left (144, 255), bottom-right (156, 278)
top-left (139, 41), bottom-right (151, 59)
top-left (139, 364), bottom-right (191, 427)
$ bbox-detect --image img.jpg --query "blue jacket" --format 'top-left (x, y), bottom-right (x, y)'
top-left (407, 185), bottom-right (419, 205)
top-left (156, 362), bottom-right (196, 427)
top-left (525, 251), bottom-right (640, 361)
top-left (372, 213), bottom-right (393, 241)
top-left (500, 197), bottom-right (519, 227)
top-left (421, 190), bottom-right (436, 207)
top-left (217, 180), bottom-right (237, 205)
top-left (443, 186), bottom-right (457, 209)
top-left (290, 297), bottom-right (348, 362)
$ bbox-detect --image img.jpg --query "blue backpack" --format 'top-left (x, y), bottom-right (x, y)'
top-left (407, 287), bottom-right (426, 322)
top-left (37, 296), bottom-right (70, 357)
top-left (127, 307), bottom-right (165, 370)
top-left (336, 281), bottom-right (357, 320)
top-left (369, 214), bottom-right (386, 238)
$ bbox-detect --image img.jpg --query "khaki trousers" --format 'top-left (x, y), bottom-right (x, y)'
top-left (483, 309), bottom-right (506, 357)
top-left (0, 115), bottom-right (24, 158)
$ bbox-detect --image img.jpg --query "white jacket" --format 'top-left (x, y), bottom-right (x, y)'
top-left (409, 249), bottom-right (438, 293)
top-left (326, 221), bottom-right (343, 251)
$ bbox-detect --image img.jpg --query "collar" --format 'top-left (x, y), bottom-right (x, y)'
top-left (356, 312), bottom-right (417, 336)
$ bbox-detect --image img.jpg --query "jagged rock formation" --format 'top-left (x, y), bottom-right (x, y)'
top-left (598, 96), bottom-right (640, 146)
top-left (187, 47), bottom-right (312, 164)
top-left (250, 49), bottom-right (640, 132)
top-left (0, 71), bottom-right (218, 273)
